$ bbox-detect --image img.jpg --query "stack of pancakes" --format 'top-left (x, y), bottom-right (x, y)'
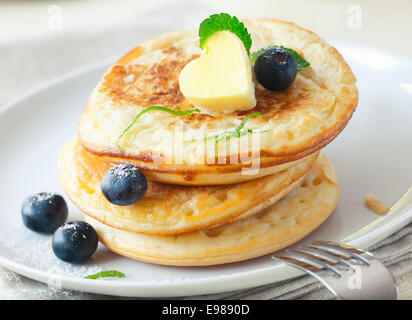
top-left (58, 19), bottom-right (357, 266)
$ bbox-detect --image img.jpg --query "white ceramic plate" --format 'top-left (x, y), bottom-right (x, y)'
top-left (0, 42), bottom-right (411, 298)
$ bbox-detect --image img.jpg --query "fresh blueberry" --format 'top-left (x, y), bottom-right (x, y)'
top-left (52, 221), bottom-right (98, 263)
top-left (21, 192), bottom-right (68, 234)
top-left (101, 164), bottom-right (147, 206)
top-left (254, 47), bottom-right (297, 91)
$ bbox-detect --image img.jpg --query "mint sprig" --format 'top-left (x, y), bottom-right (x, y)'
top-left (212, 111), bottom-right (261, 145)
top-left (250, 46), bottom-right (310, 71)
top-left (116, 106), bottom-right (201, 152)
top-left (185, 112), bottom-right (262, 146)
top-left (211, 128), bottom-right (252, 146)
top-left (249, 48), bottom-right (265, 65)
top-left (199, 13), bottom-right (252, 54)
top-left (84, 270), bottom-right (125, 280)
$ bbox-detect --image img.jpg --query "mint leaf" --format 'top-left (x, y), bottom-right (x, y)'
top-left (84, 270), bottom-right (125, 280)
top-left (250, 46), bottom-right (310, 71)
top-left (280, 46), bottom-right (310, 71)
top-left (116, 106), bottom-right (201, 152)
top-left (199, 13), bottom-right (252, 54)
top-left (249, 48), bottom-right (265, 65)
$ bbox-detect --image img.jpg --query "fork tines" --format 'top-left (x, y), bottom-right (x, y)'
top-left (273, 241), bottom-right (369, 278)
top-left (272, 240), bottom-right (398, 299)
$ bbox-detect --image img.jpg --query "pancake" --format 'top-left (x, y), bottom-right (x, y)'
top-left (58, 137), bottom-right (317, 235)
top-left (85, 155), bottom-right (339, 266)
top-left (78, 19), bottom-right (357, 185)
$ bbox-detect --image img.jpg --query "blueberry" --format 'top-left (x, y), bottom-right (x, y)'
top-left (21, 192), bottom-right (68, 234)
top-left (101, 164), bottom-right (147, 206)
top-left (254, 47), bottom-right (297, 91)
top-left (52, 221), bottom-right (98, 263)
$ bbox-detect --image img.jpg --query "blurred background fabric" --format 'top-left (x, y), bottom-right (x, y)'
top-left (1, 0), bottom-right (412, 299)
top-left (2, 0), bottom-right (412, 105)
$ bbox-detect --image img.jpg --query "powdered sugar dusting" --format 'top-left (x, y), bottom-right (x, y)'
top-left (0, 212), bottom-right (102, 279)
top-left (109, 164), bottom-right (138, 179)
top-left (30, 192), bottom-right (58, 202)
top-left (123, 74), bottom-right (134, 84)
top-left (62, 223), bottom-right (77, 230)
top-left (61, 221), bottom-right (90, 241)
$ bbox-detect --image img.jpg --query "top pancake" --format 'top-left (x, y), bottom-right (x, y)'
top-left (78, 19), bottom-right (357, 185)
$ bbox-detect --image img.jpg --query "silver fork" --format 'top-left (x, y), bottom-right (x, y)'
top-left (273, 240), bottom-right (398, 300)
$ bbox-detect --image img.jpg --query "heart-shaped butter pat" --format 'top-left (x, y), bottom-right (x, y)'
top-left (179, 31), bottom-right (256, 113)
